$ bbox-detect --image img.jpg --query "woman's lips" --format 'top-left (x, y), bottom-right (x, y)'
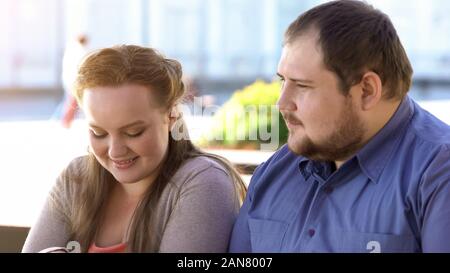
top-left (111, 156), bottom-right (139, 169)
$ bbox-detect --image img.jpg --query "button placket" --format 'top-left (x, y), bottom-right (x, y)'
top-left (296, 179), bottom-right (327, 250)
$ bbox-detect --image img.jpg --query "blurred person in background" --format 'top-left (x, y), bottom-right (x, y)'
top-left (23, 45), bottom-right (246, 253)
top-left (54, 34), bottom-right (90, 128)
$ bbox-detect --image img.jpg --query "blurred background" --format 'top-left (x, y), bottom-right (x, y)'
top-left (1, 0), bottom-right (450, 252)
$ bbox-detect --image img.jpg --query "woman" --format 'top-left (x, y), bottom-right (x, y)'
top-left (22, 45), bottom-right (247, 253)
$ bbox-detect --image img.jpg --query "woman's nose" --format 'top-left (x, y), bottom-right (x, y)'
top-left (108, 137), bottom-right (128, 159)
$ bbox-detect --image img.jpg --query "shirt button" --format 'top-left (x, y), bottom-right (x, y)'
top-left (308, 229), bottom-right (316, 237)
top-left (324, 186), bottom-right (333, 194)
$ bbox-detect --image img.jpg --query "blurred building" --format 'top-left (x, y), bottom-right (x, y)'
top-left (0, 0), bottom-right (449, 103)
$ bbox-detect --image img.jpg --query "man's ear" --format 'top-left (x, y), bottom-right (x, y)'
top-left (359, 71), bottom-right (383, 111)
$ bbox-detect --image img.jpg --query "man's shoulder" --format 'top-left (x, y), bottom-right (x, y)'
top-left (410, 101), bottom-right (450, 146)
top-left (396, 102), bottom-right (450, 175)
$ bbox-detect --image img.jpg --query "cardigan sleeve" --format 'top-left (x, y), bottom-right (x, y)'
top-left (21, 158), bottom-right (82, 253)
top-left (21, 196), bottom-right (71, 252)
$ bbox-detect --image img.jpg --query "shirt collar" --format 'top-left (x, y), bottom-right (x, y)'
top-left (356, 96), bottom-right (415, 183)
top-left (298, 157), bottom-right (311, 180)
top-left (298, 157), bottom-right (335, 182)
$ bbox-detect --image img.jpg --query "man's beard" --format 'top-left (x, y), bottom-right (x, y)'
top-left (287, 102), bottom-right (367, 162)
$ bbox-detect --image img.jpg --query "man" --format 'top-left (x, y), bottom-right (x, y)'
top-left (229, 0), bottom-right (450, 253)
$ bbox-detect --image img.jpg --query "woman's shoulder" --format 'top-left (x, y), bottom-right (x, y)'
top-left (61, 155), bottom-right (89, 180)
top-left (170, 156), bottom-right (231, 187)
top-left (181, 155), bottom-right (227, 171)
top-left (54, 155), bottom-right (89, 192)
top-left (47, 155), bottom-right (89, 219)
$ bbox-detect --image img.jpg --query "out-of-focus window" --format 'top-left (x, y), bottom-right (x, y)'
top-left (1, 0), bottom-right (449, 101)
top-left (0, 0), bottom-right (60, 89)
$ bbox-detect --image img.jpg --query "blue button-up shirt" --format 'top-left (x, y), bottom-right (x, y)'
top-left (229, 96), bottom-right (450, 253)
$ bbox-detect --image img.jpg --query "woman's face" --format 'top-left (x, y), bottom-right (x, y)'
top-left (82, 84), bottom-right (174, 185)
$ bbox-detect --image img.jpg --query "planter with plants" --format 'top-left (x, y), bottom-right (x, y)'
top-left (199, 80), bottom-right (288, 151)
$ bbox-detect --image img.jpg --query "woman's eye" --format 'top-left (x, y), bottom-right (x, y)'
top-left (90, 130), bottom-right (107, 138)
top-left (126, 130), bottom-right (144, 138)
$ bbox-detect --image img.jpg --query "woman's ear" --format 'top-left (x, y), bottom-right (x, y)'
top-left (359, 71), bottom-right (383, 111)
top-left (169, 106), bottom-right (178, 119)
top-left (168, 105), bottom-right (181, 130)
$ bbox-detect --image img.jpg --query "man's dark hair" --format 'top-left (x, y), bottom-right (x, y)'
top-left (284, 0), bottom-right (413, 100)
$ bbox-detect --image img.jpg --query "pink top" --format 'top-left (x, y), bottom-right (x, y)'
top-left (88, 242), bottom-right (127, 253)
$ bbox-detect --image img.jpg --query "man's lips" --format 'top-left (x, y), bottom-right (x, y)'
top-left (282, 114), bottom-right (303, 127)
top-left (286, 119), bottom-right (303, 126)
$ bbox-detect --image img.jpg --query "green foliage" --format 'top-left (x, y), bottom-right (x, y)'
top-left (202, 80), bottom-right (288, 150)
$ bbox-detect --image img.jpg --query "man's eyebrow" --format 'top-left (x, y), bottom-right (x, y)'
top-left (89, 120), bottom-right (146, 130)
top-left (276, 73), bottom-right (314, 84)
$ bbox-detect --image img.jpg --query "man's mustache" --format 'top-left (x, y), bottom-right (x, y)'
top-left (282, 112), bottom-right (303, 126)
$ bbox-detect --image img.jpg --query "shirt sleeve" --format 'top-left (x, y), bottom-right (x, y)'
top-left (158, 165), bottom-right (239, 253)
top-left (21, 174), bottom-right (71, 253)
top-left (420, 145), bottom-right (450, 252)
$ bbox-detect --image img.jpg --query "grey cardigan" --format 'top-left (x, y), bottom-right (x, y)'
top-left (22, 155), bottom-right (240, 253)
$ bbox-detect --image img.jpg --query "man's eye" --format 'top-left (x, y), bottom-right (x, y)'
top-left (297, 84), bottom-right (309, 89)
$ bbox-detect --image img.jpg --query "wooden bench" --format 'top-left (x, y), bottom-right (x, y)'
top-left (0, 225), bottom-right (30, 253)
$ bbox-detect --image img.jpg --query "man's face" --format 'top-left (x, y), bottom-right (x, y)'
top-left (277, 32), bottom-right (367, 162)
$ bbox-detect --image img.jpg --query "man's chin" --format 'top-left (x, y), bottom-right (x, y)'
top-left (286, 137), bottom-right (307, 156)
top-left (286, 136), bottom-right (323, 160)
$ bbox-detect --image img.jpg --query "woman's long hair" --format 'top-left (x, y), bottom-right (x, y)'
top-left (68, 45), bottom-right (246, 252)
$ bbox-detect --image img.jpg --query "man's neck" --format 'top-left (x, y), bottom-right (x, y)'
top-left (334, 98), bottom-right (403, 170)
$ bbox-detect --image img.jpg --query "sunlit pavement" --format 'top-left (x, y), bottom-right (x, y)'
top-left (0, 120), bottom-right (88, 227)
top-left (1, 100), bottom-right (449, 228)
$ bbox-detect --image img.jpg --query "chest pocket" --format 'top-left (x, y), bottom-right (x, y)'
top-left (339, 231), bottom-right (418, 253)
top-left (248, 218), bottom-right (288, 253)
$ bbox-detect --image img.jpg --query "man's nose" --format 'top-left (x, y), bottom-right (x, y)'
top-left (277, 82), bottom-right (297, 112)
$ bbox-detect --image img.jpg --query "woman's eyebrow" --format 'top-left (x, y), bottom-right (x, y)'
top-left (89, 120), bottom-right (146, 130)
